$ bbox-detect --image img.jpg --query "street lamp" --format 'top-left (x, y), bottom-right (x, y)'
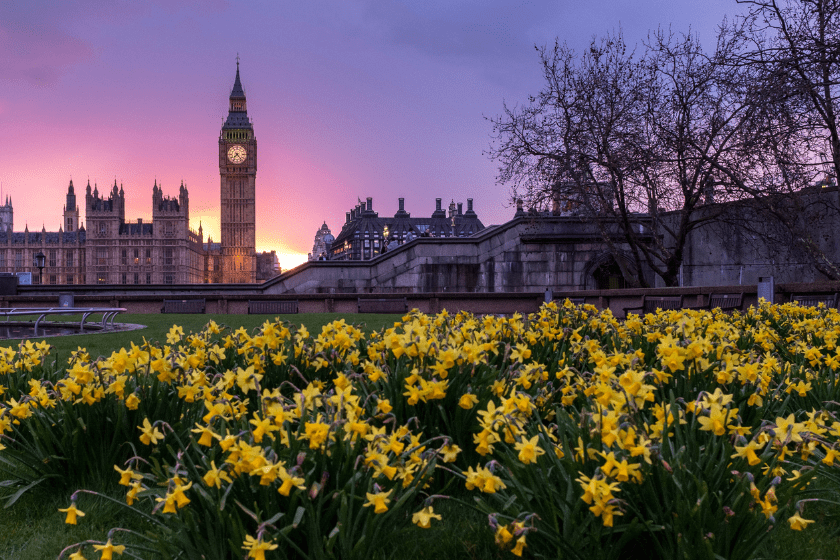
top-left (382, 225), bottom-right (390, 253)
top-left (33, 251), bottom-right (45, 285)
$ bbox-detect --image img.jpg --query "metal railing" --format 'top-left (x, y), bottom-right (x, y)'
top-left (0, 307), bottom-right (127, 331)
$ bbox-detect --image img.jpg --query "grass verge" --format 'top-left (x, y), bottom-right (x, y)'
top-left (0, 313), bottom-right (403, 362)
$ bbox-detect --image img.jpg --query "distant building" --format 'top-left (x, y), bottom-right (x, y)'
top-left (0, 197), bottom-right (12, 233)
top-left (329, 196), bottom-right (484, 260)
top-left (0, 179), bottom-right (204, 285)
top-left (308, 222), bottom-right (334, 261)
top-left (84, 179), bottom-right (205, 285)
top-left (0, 62), bottom-right (286, 285)
top-left (256, 250), bottom-right (280, 281)
top-left (218, 60), bottom-right (258, 283)
top-left (204, 239), bottom-right (223, 284)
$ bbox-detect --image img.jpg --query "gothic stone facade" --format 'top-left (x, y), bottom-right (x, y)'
top-left (0, 64), bottom-right (267, 285)
top-left (0, 179), bottom-right (206, 285)
top-left (84, 180), bottom-right (204, 285)
top-left (218, 62), bottom-right (257, 283)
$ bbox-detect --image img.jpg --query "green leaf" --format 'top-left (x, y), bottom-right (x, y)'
top-left (293, 505), bottom-right (306, 529)
top-left (4, 477), bottom-right (46, 508)
top-left (264, 510), bottom-right (285, 526)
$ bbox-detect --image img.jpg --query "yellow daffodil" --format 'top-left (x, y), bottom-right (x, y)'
top-left (458, 393), bottom-right (479, 409)
top-left (788, 512), bottom-right (815, 531)
top-left (411, 506), bottom-right (442, 528)
top-left (514, 435), bottom-right (545, 465)
top-left (363, 489), bottom-right (393, 514)
top-left (138, 418), bottom-right (164, 445)
top-left (92, 539), bottom-right (125, 559)
top-left (59, 503), bottom-right (85, 525)
top-left (242, 535), bottom-right (279, 560)
top-left (511, 535), bottom-right (527, 557)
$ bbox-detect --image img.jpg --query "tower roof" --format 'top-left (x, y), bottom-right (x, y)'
top-left (230, 60), bottom-right (245, 99)
top-left (223, 59), bottom-right (252, 130)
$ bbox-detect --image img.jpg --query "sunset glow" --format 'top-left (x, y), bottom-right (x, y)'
top-left (1, 1), bottom-right (731, 262)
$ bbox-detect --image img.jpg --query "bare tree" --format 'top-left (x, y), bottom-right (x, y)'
top-left (489, 29), bottom-right (758, 287)
top-left (706, 1), bottom-right (840, 279)
top-left (738, 0), bottom-right (840, 180)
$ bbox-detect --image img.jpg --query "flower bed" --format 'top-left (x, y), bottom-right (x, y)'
top-left (1, 301), bottom-right (839, 559)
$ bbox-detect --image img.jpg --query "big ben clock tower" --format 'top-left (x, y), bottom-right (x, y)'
top-left (219, 59), bottom-right (257, 283)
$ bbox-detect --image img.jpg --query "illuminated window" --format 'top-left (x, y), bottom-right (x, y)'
top-left (97, 274), bottom-right (107, 284)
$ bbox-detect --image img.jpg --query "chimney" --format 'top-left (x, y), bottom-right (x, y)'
top-left (436, 198), bottom-right (442, 211)
top-left (366, 197), bottom-right (373, 211)
top-left (457, 203), bottom-right (463, 215)
top-left (398, 198), bottom-right (405, 212)
top-left (346, 212), bottom-right (351, 223)
top-left (467, 198), bottom-right (474, 212)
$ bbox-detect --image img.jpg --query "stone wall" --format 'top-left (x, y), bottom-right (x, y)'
top-left (263, 217), bottom-right (653, 294)
top-left (668, 186), bottom-right (840, 287)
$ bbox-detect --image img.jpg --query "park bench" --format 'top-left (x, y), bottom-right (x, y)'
top-left (689, 292), bottom-right (744, 312)
top-left (161, 299), bottom-right (206, 314)
top-left (791, 293), bottom-right (839, 309)
top-left (623, 295), bottom-right (685, 317)
top-left (358, 297), bottom-right (408, 314)
top-left (248, 300), bottom-right (299, 314)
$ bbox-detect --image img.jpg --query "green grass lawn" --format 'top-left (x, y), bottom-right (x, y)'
top-left (3, 482), bottom-right (837, 560)
top-left (0, 313), bottom-right (404, 363)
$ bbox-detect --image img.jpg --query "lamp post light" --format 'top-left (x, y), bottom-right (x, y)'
top-left (33, 251), bottom-right (46, 285)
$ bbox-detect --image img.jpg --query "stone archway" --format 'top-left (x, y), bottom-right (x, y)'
top-left (582, 252), bottom-right (635, 290)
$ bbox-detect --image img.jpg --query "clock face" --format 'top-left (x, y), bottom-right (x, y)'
top-left (227, 145), bottom-right (247, 164)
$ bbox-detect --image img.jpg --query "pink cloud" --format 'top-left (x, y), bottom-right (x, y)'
top-left (0, 23), bottom-right (92, 86)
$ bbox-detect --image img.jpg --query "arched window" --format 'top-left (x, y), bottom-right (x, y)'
top-left (593, 259), bottom-right (627, 290)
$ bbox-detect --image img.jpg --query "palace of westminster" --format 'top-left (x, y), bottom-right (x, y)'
top-left (2, 63), bottom-right (486, 286)
top-left (0, 63), bottom-right (280, 285)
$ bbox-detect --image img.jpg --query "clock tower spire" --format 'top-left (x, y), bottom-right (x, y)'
top-left (219, 58), bottom-right (257, 283)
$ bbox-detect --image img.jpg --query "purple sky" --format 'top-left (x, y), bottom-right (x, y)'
top-left (0, 0), bottom-right (734, 268)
